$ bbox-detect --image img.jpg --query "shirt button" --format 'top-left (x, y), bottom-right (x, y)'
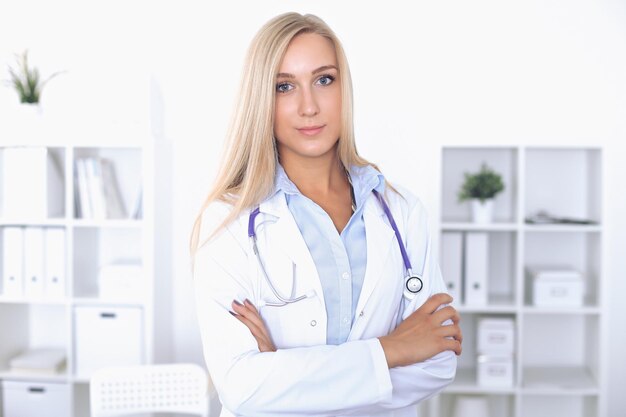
top-left (343, 317), bottom-right (349, 324)
top-left (342, 272), bottom-right (350, 280)
top-left (310, 320), bottom-right (317, 327)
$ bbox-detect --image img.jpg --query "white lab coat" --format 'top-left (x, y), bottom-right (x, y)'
top-left (193, 183), bottom-right (456, 417)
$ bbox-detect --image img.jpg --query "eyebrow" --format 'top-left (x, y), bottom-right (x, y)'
top-left (276, 65), bottom-right (338, 79)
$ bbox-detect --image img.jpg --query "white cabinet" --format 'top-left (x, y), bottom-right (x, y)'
top-left (0, 137), bottom-right (160, 417)
top-left (74, 306), bottom-right (143, 378)
top-left (427, 146), bottom-right (606, 417)
top-left (1, 380), bottom-right (70, 417)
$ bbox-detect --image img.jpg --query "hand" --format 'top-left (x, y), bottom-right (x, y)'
top-left (378, 293), bottom-right (462, 368)
top-left (231, 299), bottom-right (277, 352)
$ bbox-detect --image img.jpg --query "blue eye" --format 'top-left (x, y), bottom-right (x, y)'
top-left (276, 82), bottom-right (293, 93)
top-left (317, 75), bottom-right (335, 86)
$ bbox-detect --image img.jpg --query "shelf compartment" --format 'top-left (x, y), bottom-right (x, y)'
top-left (524, 148), bottom-right (602, 225)
top-left (0, 304), bottom-right (68, 379)
top-left (521, 314), bottom-right (600, 390)
top-left (439, 392), bottom-right (515, 417)
top-left (524, 232), bottom-right (601, 307)
top-left (521, 394), bottom-right (598, 417)
top-left (455, 313), bottom-right (518, 373)
top-left (73, 147), bottom-right (142, 220)
top-left (442, 231), bottom-right (517, 307)
top-left (441, 147), bottom-right (518, 224)
top-left (72, 227), bottom-right (143, 299)
top-left (0, 146), bottom-right (66, 221)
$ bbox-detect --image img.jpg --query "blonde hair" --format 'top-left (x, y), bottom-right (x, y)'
top-left (190, 12), bottom-right (387, 257)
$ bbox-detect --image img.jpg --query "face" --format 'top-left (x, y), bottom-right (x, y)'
top-left (273, 33), bottom-right (342, 163)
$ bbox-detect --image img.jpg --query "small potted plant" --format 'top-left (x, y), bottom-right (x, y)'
top-left (5, 49), bottom-right (63, 116)
top-left (458, 163), bottom-right (505, 223)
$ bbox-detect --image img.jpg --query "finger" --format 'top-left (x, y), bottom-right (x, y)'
top-left (232, 311), bottom-right (272, 347)
top-left (437, 324), bottom-right (463, 344)
top-left (442, 339), bottom-right (462, 356)
top-left (419, 293), bottom-right (453, 314)
top-left (432, 305), bottom-right (460, 325)
top-left (241, 299), bottom-right (273, 341)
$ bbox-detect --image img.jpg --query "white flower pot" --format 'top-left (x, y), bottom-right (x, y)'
top-left (471, 199), bottom-right (494, 223)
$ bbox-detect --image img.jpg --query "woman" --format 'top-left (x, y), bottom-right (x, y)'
top-left (191, 12), bottom-right (461, 417)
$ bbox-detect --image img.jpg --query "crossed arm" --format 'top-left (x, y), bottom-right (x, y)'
top-left (230, 293), bottom-right (463, 367)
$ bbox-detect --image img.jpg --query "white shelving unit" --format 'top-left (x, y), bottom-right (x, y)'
top-left (426, 146), bottom-right (606, 417)
top-left (0, 132), bottom-right (159, 416)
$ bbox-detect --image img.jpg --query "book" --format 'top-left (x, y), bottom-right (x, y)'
top-left (100, 158), bottom-right (127, 219)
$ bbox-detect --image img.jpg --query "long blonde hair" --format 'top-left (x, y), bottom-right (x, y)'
top-left (190, 12), bottom-right (385, 256)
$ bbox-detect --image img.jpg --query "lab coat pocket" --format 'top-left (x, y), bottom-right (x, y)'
top-left (259, 295), bottom-right (322, 349)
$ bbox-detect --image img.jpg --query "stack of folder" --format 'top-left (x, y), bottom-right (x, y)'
top-left (9, 348), bottom-right (66, 375)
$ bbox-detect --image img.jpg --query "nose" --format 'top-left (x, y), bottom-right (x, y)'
top-left (298, 86), bottom-right (320, 117)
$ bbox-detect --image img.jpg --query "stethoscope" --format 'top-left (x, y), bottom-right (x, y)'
top-left (248, 189), bottom-right (423, 307)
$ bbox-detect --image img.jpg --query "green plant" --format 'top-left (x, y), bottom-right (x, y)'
top-left (458, 163), bottom-right (505, 203)
top-left (6, 50), bottom-right (63, 104)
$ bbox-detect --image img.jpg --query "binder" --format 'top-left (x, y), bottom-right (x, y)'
top-left (2, 227), bottom-right (24, 297)
top-left (101, 158), bottom-right (127, 219)
top-left (75, 158), bottom-right (92, 219)
top-left (464, 232), bottom-right (489, 305)
top-left (86, 157), bottom-right (106, 219)
top-left (441, 232), bottom-right (463, 303)
top-left (44, 228), bottom-right (66, 299)
top-left (24, 227), bottom-right (45, 299)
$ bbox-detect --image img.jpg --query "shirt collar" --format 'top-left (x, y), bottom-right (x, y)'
top-left (274, 163), bottom-right (386, 209)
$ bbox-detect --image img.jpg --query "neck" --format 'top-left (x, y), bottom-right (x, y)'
top-left (279, 149), bottom-right (347, 198)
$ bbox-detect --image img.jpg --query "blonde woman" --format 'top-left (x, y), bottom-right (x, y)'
top-left (191, 12), bottom-right (461, 417)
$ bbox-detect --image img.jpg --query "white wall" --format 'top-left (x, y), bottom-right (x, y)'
top-left (2, 1), bottom-right (625, 415)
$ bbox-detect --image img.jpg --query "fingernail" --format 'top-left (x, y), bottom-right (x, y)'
top-left (233, 300), bottom-right (243, 306)
top-left (229, 310), bottom-right (237, 316)
top-left (244, 298), bottom-right (252, 306)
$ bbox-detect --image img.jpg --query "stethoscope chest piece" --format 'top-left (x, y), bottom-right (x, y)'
top-left (404, 275), bottom-right (423, 299)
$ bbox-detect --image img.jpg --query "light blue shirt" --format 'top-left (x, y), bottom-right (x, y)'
top-left (275, 164), bottom-right (385, 345)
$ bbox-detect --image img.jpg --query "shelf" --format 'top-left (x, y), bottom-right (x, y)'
top-left (0, 370), bottom-right (70, 383)
top-left (441, 222), bottom-right (519, 231)
top-left (71, 297), bottom-right (144, 307)
top-left (453, 303), bottom-right (517, 314)
top-left (0, 296), bottom-right (69, 306)
top-left (0, 219), bottom-right (68, 227)
top-left (446, 368), bottom-right (517, 394)
top-left (71, 219), bottom-right (143, 228)
top-left (524, 224), bottom-right (602, 233)
top-left (521, 367), bottom-right (598, 395)
top-left (522, 306), bottom-right (600, 315)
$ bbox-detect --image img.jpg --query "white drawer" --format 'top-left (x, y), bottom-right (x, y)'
top-left (74, 306), bottom-right (144, 378)
top-left (1, 380), bottom-right (70, 417)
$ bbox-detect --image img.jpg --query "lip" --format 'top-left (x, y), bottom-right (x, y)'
top-left (297, 125), bottom-right (325, 136)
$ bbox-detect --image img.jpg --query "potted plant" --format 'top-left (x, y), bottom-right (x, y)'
top-left (5, 49), bottom-right (63, 116)
top-left (458, 163), bottom-right (505, 223)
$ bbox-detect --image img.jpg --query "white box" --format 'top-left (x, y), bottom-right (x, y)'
top-left (2, 227), bottom-right (24, 297)
top-left (24, 227), bottom-right (45, 299)
top-left (477, 317), bottom-right (515, 354)
top-left (1, 380), bottom-right (70, 417)
top-left (441, 232), bottom-right (463, 303)
top-left (464, 232), bottom-right (489, 305)
top-left (477, 354), bottom-right (514, 387)
top-left (44, 228), bottom-right (66, 299)
top-left (74, 306), bottom-right (143, 378)
top-left (528, 266), bottom-right (584, 307)
top-left (2, 147), bottom-right (64, 219)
